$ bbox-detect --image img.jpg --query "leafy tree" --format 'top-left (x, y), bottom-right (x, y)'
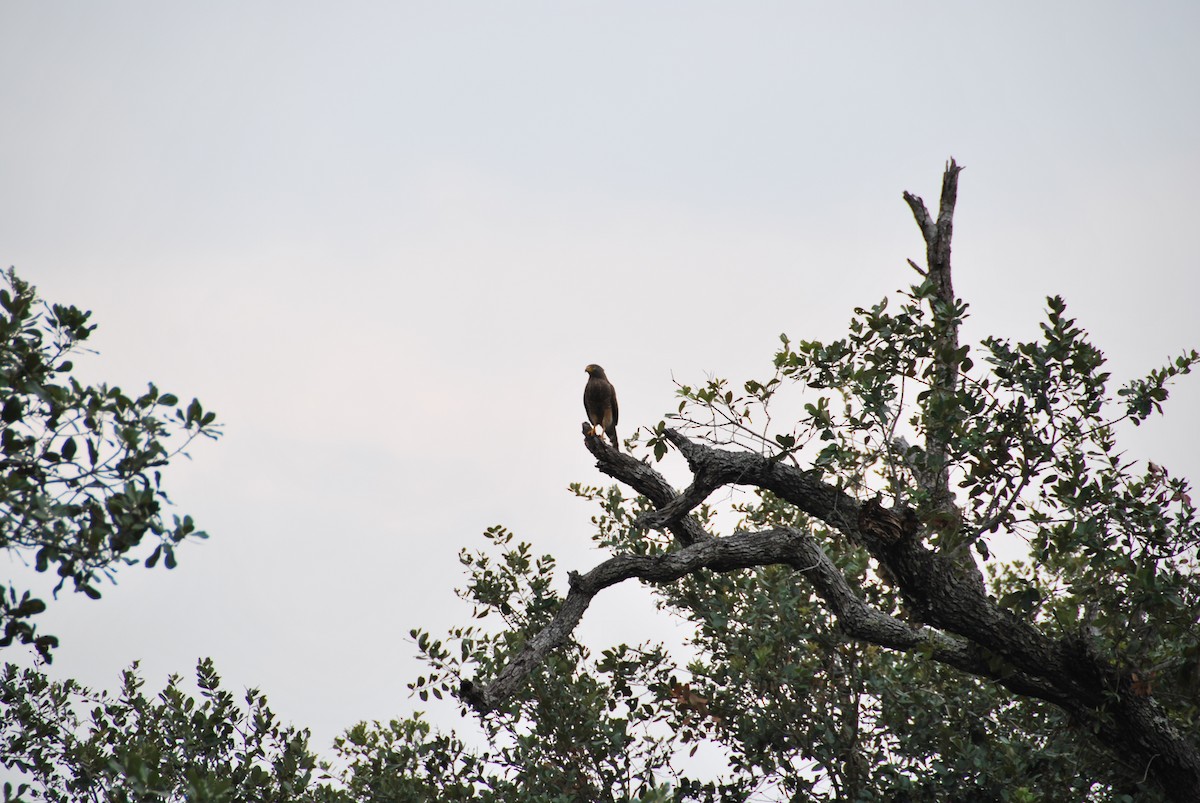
top-left (0, 271), bottom-right (335, 802)
top-left (399, 161), bottom-right (1200, 801)
top-left (0, 659), bottom-right (340, 803)
top-left (0, 268), bottom-right (219, 661)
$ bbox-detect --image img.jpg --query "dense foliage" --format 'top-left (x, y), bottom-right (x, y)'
top-left (0, 660), bottom-right (332, 803)
top-left (3, 165), bottom-right (1198, 801)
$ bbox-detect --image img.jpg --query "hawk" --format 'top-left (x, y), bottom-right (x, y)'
top-left (583, 364), bottom-right (619, 451)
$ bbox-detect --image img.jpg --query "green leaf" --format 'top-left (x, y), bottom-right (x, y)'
top-left (14, 597), bottom-right (47, 617)
top-left (1, 396), bottom-right (22, 424)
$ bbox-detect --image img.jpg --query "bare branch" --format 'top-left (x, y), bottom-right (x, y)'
top-left (903, 158), bottom-right (962, 307)
top-left (904, 159), bottom-right (964, 511)
top-left (634, 428), bottom-right (863, 545)
top-left (582, 423), bottom-right (713, 546)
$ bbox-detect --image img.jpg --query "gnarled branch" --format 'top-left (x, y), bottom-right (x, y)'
top-left (460, 518), bottom-right (1065, 713)
top-left (459, 164), bottom-right (1200, 801)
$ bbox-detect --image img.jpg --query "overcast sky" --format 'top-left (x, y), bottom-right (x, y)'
top-left (2, 1), bottom-right (1198, 761)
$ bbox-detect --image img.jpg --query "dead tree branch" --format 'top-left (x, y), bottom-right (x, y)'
top-left (903, 159), bottom-right (963, 512)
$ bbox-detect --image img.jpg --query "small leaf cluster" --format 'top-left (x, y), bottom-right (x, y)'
top-left (333, 715), bottom-right (483, 802)
top-left (667, 370), bottom-right (802, 464)
top-left (571, 482), bottom-right (697, 558)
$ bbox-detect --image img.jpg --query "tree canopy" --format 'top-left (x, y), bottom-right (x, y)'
top-left (441, 162), bottom-right (1200, 801)
top-left (3, 163), bottom-right (1199, 801)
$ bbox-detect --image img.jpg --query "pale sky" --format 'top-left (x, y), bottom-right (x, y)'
top-left (2, 2), bottom-right (1198, 760)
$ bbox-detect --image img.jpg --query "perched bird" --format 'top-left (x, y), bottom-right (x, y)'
top-left (583, 364), bottom-right (620, 451)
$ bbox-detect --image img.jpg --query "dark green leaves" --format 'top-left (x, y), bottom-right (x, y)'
top-left (0, 397), bottom-right (21, 424)
top-left (645, 420), bottom-right (671, 462)
top-left (405, 521), bottom-right (710, 801)
top-left (0, 660), bottom-right (335, 802)
top-left (0, 268), bottom-right (220, 660)
top-left (1119, 349), bottom-right (1199, 425)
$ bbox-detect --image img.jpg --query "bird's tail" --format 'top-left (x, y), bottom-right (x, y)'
top-left (607, 426), bottom-right (619, 451)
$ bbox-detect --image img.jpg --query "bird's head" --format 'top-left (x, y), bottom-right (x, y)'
top-left (585, 364), bottom-right (606, 377)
